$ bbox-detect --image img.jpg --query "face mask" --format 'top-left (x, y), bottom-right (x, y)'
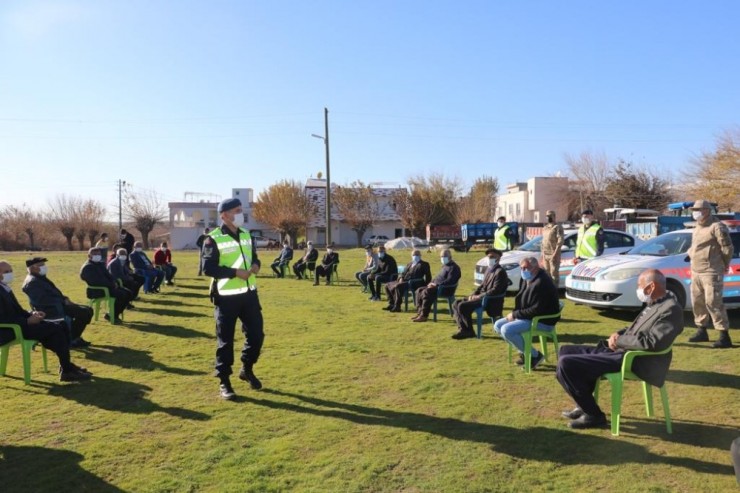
top-left (412, 255), bottom-right (420, 263)
top-left (232, 213), bottom-right (245, 227)
top-left (692, 211), bottom-right (703, 221)
top-left (547, 216), bottom-right (554, 223)
top-left (582, 216), bottom-right (591, 225)
top-left (441, 256), bottom-right (450, 265)
top-left (636, 285), bottom-right (651, 303)
top-left (497, 222), bottom-right (505, 228)
top-left (488, 258), bottom-right (498, 267)
top-left (521, 269), bottom-right (533, 281)
top-left (91, 255), bottom-right (103, 263)
top-left (327, 249), bottom-right (333, 254)
top-left (378, 252), bottom-right (385, 259)
top-left (38, 265), bottom-right (48, 276)
top-left (1, 272), bottom-right (14, 284)
top-left (118, 255), bottom-right (127, 262)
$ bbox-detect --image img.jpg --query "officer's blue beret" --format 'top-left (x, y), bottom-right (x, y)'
top-left (217, 198), bottom-right (242, 213)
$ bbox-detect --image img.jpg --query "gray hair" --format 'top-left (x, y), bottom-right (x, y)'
top-left (520, 256), bottom-right (539, 267)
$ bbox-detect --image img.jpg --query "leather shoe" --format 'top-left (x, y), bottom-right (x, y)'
top-left (389, 307), bottom-right (402, 313)
top-left (382, 306), bottom-right (392, 311)
top-left (451, 331), bottom-right (475, 340)
top-left (413, 316), bottom-right (428, 323)
top-left (239, 367), bottom-right (263, 390)
top-left (60, 369), bottom-right (92, 382)
top-left (568, 413), bottom-right (607, 429)
top-left (220, 382), bottom-right (236, 400)
top-left (561, 407), bottom-right (584, 420)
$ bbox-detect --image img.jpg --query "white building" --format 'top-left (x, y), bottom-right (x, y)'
top-left (495, 176), bottom-right (570, 223)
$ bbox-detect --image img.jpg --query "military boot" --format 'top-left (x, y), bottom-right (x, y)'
top-left (688, 326), bottom-right (709, 343)
top-left (712, 330), bottom-right (732, 349)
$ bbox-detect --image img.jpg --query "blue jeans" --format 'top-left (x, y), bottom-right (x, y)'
top-left (493, 317), bottom-right (554, 356)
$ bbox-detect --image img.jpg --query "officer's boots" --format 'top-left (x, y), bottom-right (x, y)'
top-left (713, 330), bottom-right (732, 349)
top-left (239, 364), bottom-right (263, 390)
top-left (688, 326), bottom-right (709, 343)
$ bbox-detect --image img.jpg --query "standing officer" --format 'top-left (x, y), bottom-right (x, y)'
top-left (202, 198), bottom-right (265, 400)
top-left (575, 209), bottom-right (605, 262)
top-left (196, 227), bottom-right (210, 276)
top-left (541, 210), bottom-right (565, 286)
top-left (494, 216), bottom-right (516, 252)
top-left (687, 199), bottom-right (734, 348)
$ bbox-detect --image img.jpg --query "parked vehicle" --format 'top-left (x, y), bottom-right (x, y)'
top-left (565, 229), bottom-right (740, 310)
top-left (474, 229), bottom-right (641, 291)
top-left (253, 236), bottom-right (279, 248)
top-left (367, 235), bottom-right (390, 246)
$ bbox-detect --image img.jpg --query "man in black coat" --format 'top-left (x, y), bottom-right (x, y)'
top-left (313, 245), bottom-right (339, 286)
top-left (119, 228), bottom-right (135, 255)
top-left (556, 269), bottom-right (684, 429)
top-left (493, 256), bottom-right (560, 368)
top-left (107, 247), bottom-right (143, 301)
top-left (80, 247), bottom-right (132, 322)
top-left (412, 249), bottom-right (462, 323)
top-left (21, 257), bottom-right (93, 348)
top-left (384, 249), bottom-right (432, 312)
top-left (293, 241), bottom-right (319, 279)
top-left (367, 245), bottom-right (398, 301)
top-left (0, 260), bottom-right (91, 381)
top-left (451, 248), bottom-right (509, 339)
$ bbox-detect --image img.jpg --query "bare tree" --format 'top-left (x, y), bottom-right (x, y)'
top-left (253, 180), bottom-right (316, 245)
top-left (48, 194), bottom-right (80, 250)
top-left (0, 204), bottom-right (43, 250)
top-left (604, 160), bottom-right (672, 211)
top-left (564, 150), bottom-right (613, 219)
top-left (333, 180), bottom-right (384, 247)
top-left (455, 176), bottom-right (499, 225)
top-left (81, 199), bottom-right (106, 246)
top-left (124, 188), bottom-right (167, 249)
top-left (393, 173), bottom-right (460, 237)
top-left (686, 129), bottom-right (740, 211)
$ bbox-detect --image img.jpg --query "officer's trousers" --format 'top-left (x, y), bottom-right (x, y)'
top-left (214, 290), bottom-right (264, 379)
top-left (541, 252), bottom-right (561, 287)
top-left (691, 272), bottom-right (729, 331)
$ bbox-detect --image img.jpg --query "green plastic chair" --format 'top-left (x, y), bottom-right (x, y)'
top-left (507, 301), bottom-right (563, 373)
top-left (328, 263), bottom-right (340, 285)
top-left (87, 285), bottom-right (120, 325)
top-left (0, 323), bottom-right (49, 385)
top-left (474, 293), bottom-right (506, 339)
top-left (594, 346), bottom-right (673, 436)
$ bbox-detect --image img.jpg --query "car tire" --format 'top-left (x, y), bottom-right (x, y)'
top-left (666, 279), bottom-right (687, 309)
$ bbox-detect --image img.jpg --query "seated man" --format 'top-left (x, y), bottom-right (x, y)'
top-left (383, 249), bottom-right (432, 313)
top-left (451, 248), bottom-right (508, 340)
top-left (21, 257), bottom-right (93, 348)
top-left (313, 244), bottom-right (339, 286)
top-left (293, 241), bottom-right (318, 279)
top-left (556, 269), bottom-right (683, 429)
top-left (354, 245), bottom-right (378, 292)
top-left (367, 245), bottom-right (397, 301)
top-left (108, 247), bottom-right (143, 301)
top-left (412, 249), bottom-right (461, 323)
top-left (80, 247), bottom-right (132, 322)
top-left (153, 242), bottom-right (178, 285)
top-left (0, 260), bottom-right (92, 381)
top-left (130, 241), bottom-right (165, 293)
top-left (494, 256), bottom-right (560, 368)
top-left (270, 242), bottom-right (294, 278)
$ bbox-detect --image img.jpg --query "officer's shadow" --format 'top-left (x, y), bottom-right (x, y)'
top-left (0, 445), bottom-right (126, 493)
top-left (48, 376), bottom-right (210, 421)
top-left (243, 388), bottom-right (732, 476)
top-left (82, 344), bottom-right (206, 376)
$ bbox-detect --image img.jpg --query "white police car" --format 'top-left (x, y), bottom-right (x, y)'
top-left (474, 229), bottom-right (640, 291)
top-left (565, 228), bottom-right (740, 310)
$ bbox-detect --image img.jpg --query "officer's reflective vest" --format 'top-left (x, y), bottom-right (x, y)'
top-left (494, 225), bottom-right (511, 251)
top-left (576, 224), bottom-right (601, 258)
top-left (209, 228), bottom-right (257, 295)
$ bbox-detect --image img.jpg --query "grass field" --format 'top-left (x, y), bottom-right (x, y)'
top-left (0, 248), bottom-right (737, 492)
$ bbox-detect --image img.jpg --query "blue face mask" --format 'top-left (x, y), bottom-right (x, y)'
top-left (521, 269), bottom-right (533, 281)
top-left (441, 256), bottom-right (450, 265)
top-left (378, 252), bottom-right (385, 259)
top-left (412, 255), bottom-right (420, 263)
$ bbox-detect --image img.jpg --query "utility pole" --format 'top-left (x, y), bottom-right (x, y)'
top-left (324, 107), bottom-right (331, 246)
top-left (118, 179), bottom-right (126, 231)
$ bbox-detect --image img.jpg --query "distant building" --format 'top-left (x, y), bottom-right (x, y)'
top-left (495, 176), bottom-right (569, 223)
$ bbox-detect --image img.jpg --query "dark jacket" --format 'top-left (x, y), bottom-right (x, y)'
top-left (130, 250), bottom-right (155, 271)
top-left (320, 252), bottom-right (339, 268)
top-left (0, 287), bottom-right (32, 327)
top-left (121, 232), bottom-right (135, 254)
top-left (301, 248), bottom-right (319, 263)
top-left (432, 260), bottom-right (461, 287)
top-left (107, 257), bottom-right (134, 283)
top-left (512, 269), bottom-right (560, 324)
top-left (614, 292), bottom-right (684, 387)
top-left (474, 264), bottom-right (509, 316)
top-left (80, 260), bottom-right (118, 299)
top-left (202, 226), bottom-right (261, 280)
top-left (400, 260), bottom-right (432, 285)
top-left (21, 274), bottom-right (67, 319)
top-left (375, 254), bottom-right (398, 278)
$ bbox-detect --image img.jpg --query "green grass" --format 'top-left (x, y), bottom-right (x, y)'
top-left (0, 249), bottom-right (737, 492)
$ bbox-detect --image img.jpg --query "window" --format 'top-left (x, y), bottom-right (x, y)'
top-left (604, 232), bottom-right (635, 248)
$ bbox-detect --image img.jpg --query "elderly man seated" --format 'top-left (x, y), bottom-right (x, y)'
top-left (293, 241), bottom-right (318, 280)
top-left (154, 241), bottom-right (178, 285)
top-left (80, 247), bottom-right (133, 323)
top-left (556, 269), bottom-right (684, 429)
top-left (411, 249), bottom-right (461, 323)
top-left (130, 241), bottom-right (165, 293)
top-left (494, 256), bottom-right (560, 368)
top-left (0, 260), bottom-right (92, 381)
top-left (367, 245), bottom-right (397, 301)
top-left (451, 248), bottom-right (509, 340)
top-left (355, 245), bottom-right (378, 292)
top-left (22, 257), bottom-right (93, 348)
top-left (270, 241), bottom-right (294, 278)
top-left (107, 247), bottom-right (143, 302)
top-left (313, 244), bottom-right (339, 286)
top-left (383, 249), bottom-right (432, 312)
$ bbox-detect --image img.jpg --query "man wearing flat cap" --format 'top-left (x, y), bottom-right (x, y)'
top-left (22, 257), bottom-right (94, 348)
top-left (203, 197), bottom-right (266, 400)
top-left (575, 209), bottom-right (605, 262)
top-left (687, 200), bottom-right (734, 348)
top-left (541, 210), bottom-right (565, 286)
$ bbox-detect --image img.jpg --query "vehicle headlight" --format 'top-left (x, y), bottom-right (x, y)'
top-left (600, 268), bottom-right (644, 281)
top-left (501, 263), bottom-right (519, 271)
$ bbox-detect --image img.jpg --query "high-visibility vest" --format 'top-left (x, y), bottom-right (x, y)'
top-left (209, 228), bottom-right (257, 295)
top-left (576, 224), bottom-right (601, 258)
top-left (494, 225), bottom-right (511, 251)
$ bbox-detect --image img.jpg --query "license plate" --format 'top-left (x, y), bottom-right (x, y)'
top-left (571, 280), bottom-right (592, 291)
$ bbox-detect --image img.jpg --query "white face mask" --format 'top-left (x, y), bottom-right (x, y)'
top-left (441, 256), bottom-right (450, 265)
top-left (326, 249), bottom-right (333, 254)
top-left (488, 257), bottom-right (498, 267)
top-left (1, 272), bottom-right (14, 284)
top-left (412, 255), bottom-right (420, 263)
top-left (91, 255), bottom-right (103, 263)
top-left (118, 255), bottom-right (127, 262)
top-left (636, 286), bottom-right (650, 303)
top-left (497, 221), bottom-right (505, 228)
top-left (692, 211), bottom-right (703, 221)
top-left (38, 265), bottom-right (48, 276)
top-left (582, 216), bottom-right (592, 225)
top-left (232, 213), bottom-right (245, 227)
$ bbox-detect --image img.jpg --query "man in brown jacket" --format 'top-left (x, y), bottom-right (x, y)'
top-left (687, 200), bottom-right (734, 348)
top-left (541, 210), bottom-right (565, 287)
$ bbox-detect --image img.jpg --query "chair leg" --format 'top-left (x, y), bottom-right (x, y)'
top-left (432, 300), bottom-right (438, 322)
top-left (523, 332), bottom-right (533, 373)
top-left (642, 382), bottom-right (655, 418)
top-left (21, 341), bottom-right (33, 385)
top-left (0, 346), bottom-right (9, 376)
top-left (107, 297), bottom-right (117, 324)
top-left (609, 375), bottom-right (623, 436)
top-left (475, 308), bottom-right (483, 339)
top-left (90, 299), bottom-right (100, 321)
top-left (539, 335), bottom-right (548, 361)
top-left (660, 385), bottom-right (672, 434)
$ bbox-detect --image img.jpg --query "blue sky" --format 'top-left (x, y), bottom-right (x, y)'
top-left (1, 1), bottom-right (738, 217)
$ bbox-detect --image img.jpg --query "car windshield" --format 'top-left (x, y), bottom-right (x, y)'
top-left (628, 232), bottom-right (692, 256)
top-left (516, 236), bottom-right (542, 252)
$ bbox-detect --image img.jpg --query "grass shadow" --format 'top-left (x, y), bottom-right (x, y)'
top-left (165, 291), bottom-right (208, 299)
top-left (0, 445), bottom-right (127, 493)
top-left (245, 389), bottom-right (731, 475)
top-left (667, 369), bottom-right (740, 390)
top-left (48, 376), bottom-right (210, 421)
top-left (124, 321), bottom-right (211, 339)
top-left (82, 344), bottom-right (206, 376)
top-left (619, 418), bottom-right (740, 451)
top-left (140, 307), bottom-right (208, 318)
